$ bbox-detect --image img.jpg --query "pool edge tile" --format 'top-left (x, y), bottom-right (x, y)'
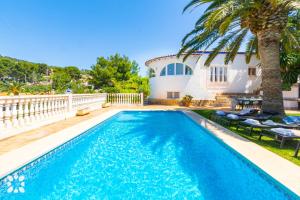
top-left (182, 110), bottom-right (300, 197)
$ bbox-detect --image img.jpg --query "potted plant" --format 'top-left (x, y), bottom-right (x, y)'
top-left (181, 95), bottom-right (193, 107)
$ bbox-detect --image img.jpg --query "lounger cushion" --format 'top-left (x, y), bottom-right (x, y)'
top-left (244, 119), bottom-right (261, 125)
top-left (216, 111), bottom-right (226, 116)
top-left (270, 128), bottom-right (295, 136)
top-left (283, 116), bottom-right (300, 124)
top-left (227, 114), bottom-right (239, 120)
top-left (262, 120), bottom-right (278, 126)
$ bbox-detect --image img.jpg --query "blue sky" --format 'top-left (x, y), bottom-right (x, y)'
top-left (0, 0), bottom-right (203, 76)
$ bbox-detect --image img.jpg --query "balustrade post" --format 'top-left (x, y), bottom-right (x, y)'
top-left (25, 99), bottom-right (31, 123)
top-left (140, 93), bottom-right (144, 106)
top-left (68, 94), bottom-right (73, 112)
top-left (0, 100), bottom-right (4, 129)
top-left (44, 97), bottom-right (49, 118)
top-left (48, 97), bottom-right (53, 118)
top-left (34, 98), bottom-right (40, 120)
top-left (40, 98), bottom-right (45, 120)
top-left (11, 99), bottom-right (18, 127)
top-left (52, 97), bottom-right (56, 116)
top-left (18, 99), bottom-right (25, 126)
top-left (27, 97), bottom-right (39, 122)
top-left (4, 100), bottom-right (12, 128)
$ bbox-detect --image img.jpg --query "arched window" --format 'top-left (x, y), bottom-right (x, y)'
top-left (160, 67), bottom-right (166, 76)
top-left (160, 63), bottom-right (193, 76)
top-left (167, 64), bottom-right (175, 75)
top-left (149, 68), bottom-right (156, 78)
top-left (185, 65), bottom-right (193, 75)
top-left (176, 63), bottom-right (184, 75)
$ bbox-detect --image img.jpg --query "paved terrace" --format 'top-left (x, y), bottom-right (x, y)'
top-left (0, 105), bottom-right (187, 155)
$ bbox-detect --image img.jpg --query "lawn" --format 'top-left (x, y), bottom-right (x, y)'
top-left (286, 113), bottom-right (300, 117)
top-left (193, 110), bottom-right (300, 166)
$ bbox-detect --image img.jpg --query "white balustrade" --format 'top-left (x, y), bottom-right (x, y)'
top-left (107, 93), bottom-right (143, 106)
top-left (0, 100), bottom-right (4, 128)
top-left (0, 93), bottom-right (142, 138)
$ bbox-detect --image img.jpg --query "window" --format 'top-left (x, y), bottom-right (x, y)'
top-left (248, 67), bottom-right (256, 76)
top-left (176, 63), bottom-right (184, 75)
top-left (210, 66), bottom-right (228, 83)
top-left (167, 64), bottom-right (175, 75)
top-left (167, 92), bottom-right (180, 99)
top-left (174, 92), bottom-right (180, 99)
top-left (214, 67), bottom-right (218, 82)
top-left (219, 67), bottom-right (223, 82)
top-left (161, 63), bottom-right (193, 77)
top-left (149, 68), bottom-right (156, 78)
top-left (210, 67), bottom-right (214, 82)
top-left (160, 67), bottom-right (166, 76)
top-left (167, 92), bottom-right (173, 99)
top-left (224, 67), bottom-right (227, 82)
top-left (185, 66), bottom-right (193, 75)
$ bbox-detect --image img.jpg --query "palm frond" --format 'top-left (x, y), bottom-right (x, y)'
top-left (225, 29), bottom-right (248, 64)
top-left (245, 35), bottom-right (258, 63)
top-left (204, 29), bottom-right (243, 66)
top-left (183, 0), bottom-right (211, 13)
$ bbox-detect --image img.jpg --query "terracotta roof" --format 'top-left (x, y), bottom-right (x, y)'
top-left (145, 51), bottom-right (246, 66)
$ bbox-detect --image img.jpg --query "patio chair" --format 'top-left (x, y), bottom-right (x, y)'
top-left (264, 128), bottom-right (300, 148)
top-left (237, 119), bottom-right (272, 136)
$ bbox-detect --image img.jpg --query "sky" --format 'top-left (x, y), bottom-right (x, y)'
top-left (0, 0), bottom-right (204, 76)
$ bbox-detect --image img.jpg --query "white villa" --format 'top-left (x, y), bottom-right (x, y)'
top-left (146, 51), bottom-right (299, 109)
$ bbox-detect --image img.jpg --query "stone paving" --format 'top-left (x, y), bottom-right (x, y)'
top-left (0, 105), bottom-right (186, 155)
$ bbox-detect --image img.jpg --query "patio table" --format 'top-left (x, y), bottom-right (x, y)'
top-left (235, 97), bottom-right (263, 110)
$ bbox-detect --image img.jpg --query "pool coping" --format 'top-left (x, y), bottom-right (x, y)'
top-left (182, 110), bottom-right (300, 197)
top-left (0, 108), bottom-right (299, 197)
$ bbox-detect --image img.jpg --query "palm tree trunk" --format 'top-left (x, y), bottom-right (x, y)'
top-left (257, 30), bottom-right (284, 115)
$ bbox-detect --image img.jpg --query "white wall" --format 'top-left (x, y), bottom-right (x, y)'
top-left (283, 84), bottom-right (299, 109)
top-left (147, 53), bottom-right (260, 100)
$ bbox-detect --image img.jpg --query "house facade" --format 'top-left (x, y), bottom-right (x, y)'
top-left (146, 51), bottom-right (261, 101)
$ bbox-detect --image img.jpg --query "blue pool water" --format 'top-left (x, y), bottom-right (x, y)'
top-left (0, 111), bottom-right (299, 200)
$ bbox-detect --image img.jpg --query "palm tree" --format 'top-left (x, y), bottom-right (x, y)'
top-left (1, 81), bottom-right (24, 95)
top-left (179, 0), bottom-right (300, 115)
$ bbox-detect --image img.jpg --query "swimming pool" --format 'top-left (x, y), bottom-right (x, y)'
top-left (0, 111), bottom-right (298, 199)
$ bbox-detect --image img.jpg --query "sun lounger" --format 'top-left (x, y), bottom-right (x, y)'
top-left (237, 119), bottom-right (272, 136)
top-left (262, 120), bottom-right (299, 129)
top-left (223, 114), bottom-right (248, 126)
top-left (246, 114), bottom-right (271, 120)
top-left (264, 128), bottom-right (300, 148)
top-left (229, 108), bottom-right (259, 116)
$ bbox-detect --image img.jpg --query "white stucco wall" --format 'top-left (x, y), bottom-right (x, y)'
top-left (146, 53), bottom-right (261, 100)
top-left (283, 84), bottom-right (299, 109)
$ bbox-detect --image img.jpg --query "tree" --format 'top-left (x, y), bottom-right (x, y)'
top-left (89, 54), bottom-right (139, 89)
top-left (1, 81), bottom-right (24, 95)
top-left (64, 66), bottom-right (81, 80)
top-left (52, 72), bottom-right (72, 93)
top-left (281, 52), bottom-right (300, 90)
top-left (179, 0), bottom-right (300, 115)
top-left (89, 53), bottom-right (150, 96)
top-left (89, 57), bottom-right (113, 89)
